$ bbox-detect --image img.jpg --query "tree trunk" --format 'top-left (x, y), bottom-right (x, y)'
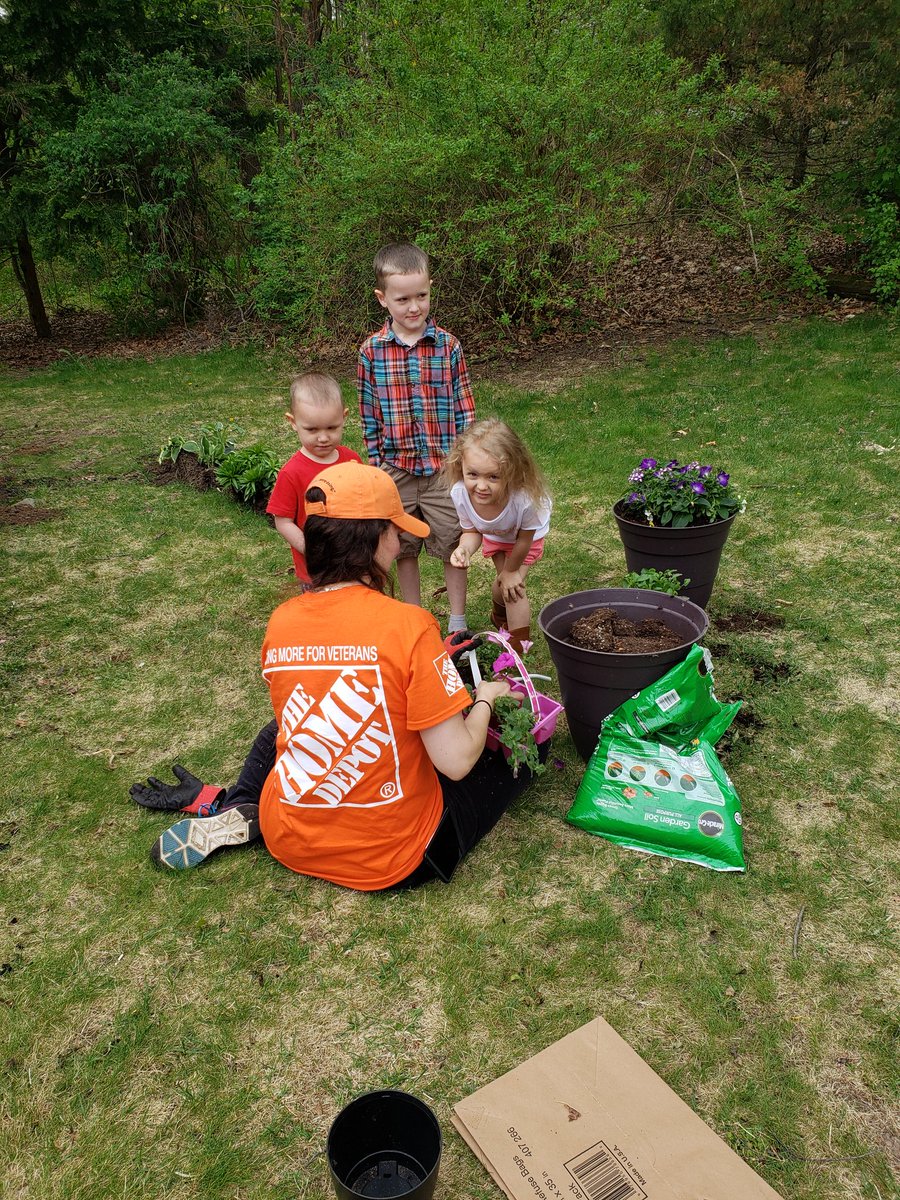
top-left (10, 227), bottom-right (51, 339)
top-left (790, 124), bottom-right (811, 189)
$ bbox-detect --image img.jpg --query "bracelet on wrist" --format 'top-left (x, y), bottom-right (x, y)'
top-left (470, 698), bottom-right (494, 716)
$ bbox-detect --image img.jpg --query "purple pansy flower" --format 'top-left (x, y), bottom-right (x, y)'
top-left (628, 469), bottom-right (644, 482)
top-left (717, 472), bottom-right (729, 487)
top-left (699, 465), bottom-right (712, 477)
top-left (691, 481), bottom-right (706, 494)
top-left (639, 457), bottom-right (657, 469)
top-left (687, 461), bottom-right (700, 470)
top-left (627, 491), bottom-right (644, 503)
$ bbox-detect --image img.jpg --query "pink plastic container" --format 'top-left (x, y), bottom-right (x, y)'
top-left (475, 631), bottom-right (563, 757)
top-left (485, 685), bottom-right (563, 754)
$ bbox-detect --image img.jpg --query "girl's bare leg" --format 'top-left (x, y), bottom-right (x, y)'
top-left (443, 560), bottom-right (468, 627)
top-left (493, 553), bottom-right (532, 644)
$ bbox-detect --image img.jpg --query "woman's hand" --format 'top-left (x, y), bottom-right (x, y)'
top-left (450, 544), bottom-right (471, 569)
top-left (473, 679), bottom-right (512, 709)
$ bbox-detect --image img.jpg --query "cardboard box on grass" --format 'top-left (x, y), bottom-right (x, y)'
top-left (453, 1016), bottom-right (784, 1200)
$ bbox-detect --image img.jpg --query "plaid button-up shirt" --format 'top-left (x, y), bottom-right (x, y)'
top-left (357, 318), bottom-right (475, 476)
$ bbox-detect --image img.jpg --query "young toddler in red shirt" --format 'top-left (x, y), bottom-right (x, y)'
top-left (266, 372), bottom-right (360, 582)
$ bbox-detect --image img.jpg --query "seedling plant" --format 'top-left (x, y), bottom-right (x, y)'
top-left (623, 567), bottom-right (690, 595)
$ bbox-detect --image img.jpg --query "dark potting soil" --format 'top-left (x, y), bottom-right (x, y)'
top-left (567, 606), bottom-right (684, 653)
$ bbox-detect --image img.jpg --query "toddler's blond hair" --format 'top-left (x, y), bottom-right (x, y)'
top-left (289, 372), bottom-right (343, 414)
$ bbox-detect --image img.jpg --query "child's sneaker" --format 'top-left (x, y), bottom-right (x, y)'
top-left (151, 804), bottom-right (261, 870)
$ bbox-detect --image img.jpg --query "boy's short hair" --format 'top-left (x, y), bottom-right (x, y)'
top-left (373, 242), bottom-right (430, 289)
top-left (290, 372), bottom-right (344, 413)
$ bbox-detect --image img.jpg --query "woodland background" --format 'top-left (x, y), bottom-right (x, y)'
top-left (1, 0), bottom-right (897, 350)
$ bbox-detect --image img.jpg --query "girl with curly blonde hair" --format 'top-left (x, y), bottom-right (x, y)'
top-left (442, 418), bottom-right (551, 652)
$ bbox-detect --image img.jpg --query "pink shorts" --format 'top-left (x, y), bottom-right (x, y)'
top-left (482, 536), bottom-right (545, 566)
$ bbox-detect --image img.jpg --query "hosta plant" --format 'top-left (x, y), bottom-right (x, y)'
top-left (215, 446), bottom-right (280, 504)
top-left (158, 421), bottom-right (242, 468)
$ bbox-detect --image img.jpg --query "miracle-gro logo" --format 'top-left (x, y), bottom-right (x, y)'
top-left (698, 810), bottom-right (725, 837)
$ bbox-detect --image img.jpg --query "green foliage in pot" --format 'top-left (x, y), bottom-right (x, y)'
top-left (617, 457), bottom-right (745, 527)
top-left (492, 695), bottom-right (544, 778)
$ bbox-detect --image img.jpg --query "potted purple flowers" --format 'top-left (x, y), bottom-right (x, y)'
top-left (613, 458), bottom-right (745, 608)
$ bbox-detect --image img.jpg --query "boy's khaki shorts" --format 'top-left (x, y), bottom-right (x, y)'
top-left (383, 465), bottom-right (461, 561)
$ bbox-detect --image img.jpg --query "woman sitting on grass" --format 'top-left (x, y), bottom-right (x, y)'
top-left (131, 462), bottom-right (545, 889)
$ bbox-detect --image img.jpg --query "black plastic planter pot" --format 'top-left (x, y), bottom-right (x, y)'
top-left (327, 1090), bottom-right (441, 1199)
top-left (613, 504), bottom-right (736, 610)
top-left (538, 588), bottom-right (709, 761)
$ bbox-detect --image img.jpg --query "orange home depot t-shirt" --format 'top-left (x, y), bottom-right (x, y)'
top-left (259, 585), bottom-right (471, 890)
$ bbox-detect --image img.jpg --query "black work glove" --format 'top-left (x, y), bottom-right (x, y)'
top-left (444, 630), bottom-right (482, 664)
top-left (129, 764), bottom-right (204, 811)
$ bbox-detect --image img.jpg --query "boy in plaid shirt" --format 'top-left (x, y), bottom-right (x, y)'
top-left (358, 242), bottom-right (474, 631)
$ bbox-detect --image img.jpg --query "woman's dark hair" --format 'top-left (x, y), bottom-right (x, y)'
top-left (304, 486), bottom-right (391, 592)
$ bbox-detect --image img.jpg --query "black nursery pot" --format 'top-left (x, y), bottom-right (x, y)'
top-left (613, 504), bottom-right (736, 610)
top-left (327, 1090), bottom-right (442, 1199)
top-left (538, 588), bottom-right (709, 762)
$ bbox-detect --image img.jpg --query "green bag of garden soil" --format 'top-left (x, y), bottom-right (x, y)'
top-left (603, 643), bottom-right (742, 749)
top-left (566, 648), bottom-right (746, 871)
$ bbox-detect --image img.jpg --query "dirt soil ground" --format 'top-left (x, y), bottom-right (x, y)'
top-left (568, 606), bottom-right (684, 653)
top-left (0, 230), bottom-right (874, 377)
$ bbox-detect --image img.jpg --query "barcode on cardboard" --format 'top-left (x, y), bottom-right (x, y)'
top-left (564, 1141), bottom-right (647, 1200)
top-left (655, 688), bottom-right (680, 712)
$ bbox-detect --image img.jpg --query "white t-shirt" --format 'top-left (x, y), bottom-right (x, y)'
top-left (451, 481), bottom-right (551, 543)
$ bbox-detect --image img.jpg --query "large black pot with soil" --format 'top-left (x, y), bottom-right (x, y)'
top-left (538, 588), bottom-right (709, 761)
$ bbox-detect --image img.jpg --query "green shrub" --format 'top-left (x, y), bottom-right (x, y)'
top-left (215, 446), bottom-right (280, 505)
top-left (158, 421), bottom-right (242, 468)
top-left (861, 197), bottom-right (900, 305)
top-left (250, 0), bottom-right (764, 337)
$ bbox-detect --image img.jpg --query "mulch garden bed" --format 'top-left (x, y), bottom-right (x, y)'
top-left (148, 453), bottom-right (273, 517)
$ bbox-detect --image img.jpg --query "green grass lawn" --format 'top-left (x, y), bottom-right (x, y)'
top-left (2, 317), bottom-right (898, 1199)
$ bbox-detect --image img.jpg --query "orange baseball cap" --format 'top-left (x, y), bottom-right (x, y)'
top-left (305, 461), bottom-right (430, 538)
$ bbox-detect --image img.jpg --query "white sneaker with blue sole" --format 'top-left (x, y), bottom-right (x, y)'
top-left (151, 804), bottom-right (260, 870)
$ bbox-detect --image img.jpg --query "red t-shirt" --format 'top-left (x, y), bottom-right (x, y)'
top-left (266, 445), bottom-right (361, 580)
top-left (259, 586), bottom-right (471, 890)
